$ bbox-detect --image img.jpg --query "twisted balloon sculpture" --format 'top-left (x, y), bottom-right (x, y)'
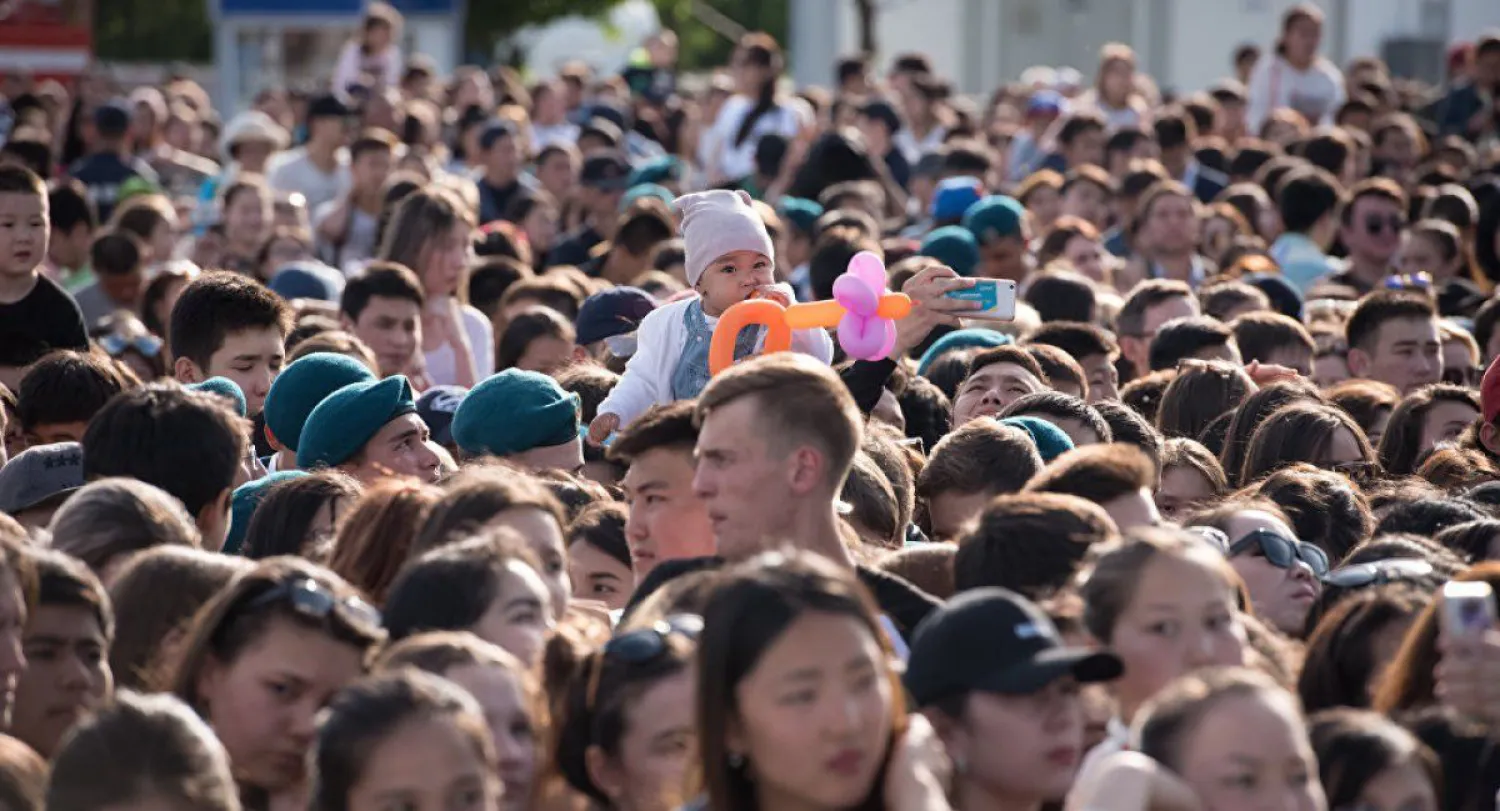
top-left (708, 251), bottom-right (912, 375)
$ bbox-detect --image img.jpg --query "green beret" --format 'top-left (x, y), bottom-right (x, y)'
top-left (621, 182), bottom-right (676, 212)
top-left (298, 376), bottom-right (417, 469)
top-left (961, 195), bottom-right (1026, 244)
top-left (916, 328), bottom-right (1013, 377)
top-left (263, 353), bottom-right (377, 451)
top-left (776, 197), bottom-right (824, 235)
top-left (452, 370), bottom-right (581, 457)
top-left (225, 470), bottom-right (308, 555)
top-left (187, 377), bottom-right (247, 417)
top-left (998, 415), bottom-right (1075, 463)
top-left (919, 225), bottom-right (981, 278)
top-left (629, 155), bottom-right (683, 187)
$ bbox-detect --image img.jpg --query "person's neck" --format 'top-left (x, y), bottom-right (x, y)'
top-left (1164, 154), bottom-right (1189, 179)
top-left (485, 168), bottom-right (516, 188)
top-left (954, 780), bottom-right (1045, 811)
top-left (94, 141), bottom-right (126, 160)
top-left (352, 185), bottom-right (383, 214)
top-left (0, 269), bottom-right (39, 304)
top-left (1152, 251), bottom-right (1195, 279)
top-left (1286, 53), bottom-right (1314, 71)
top-left (1347, 254), bottom-right (1391, 285)
top-left (272, 449), bottom-right (296, 471)
top-left (787, 497), bottom-right (853, 568)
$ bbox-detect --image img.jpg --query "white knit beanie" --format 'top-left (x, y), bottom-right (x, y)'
top-left (675, 189), bottom-right (776, 287)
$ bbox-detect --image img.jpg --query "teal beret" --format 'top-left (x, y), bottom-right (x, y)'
top-left (225, 470), bottom-right (308, 555)
top-left (263, 353), bottom-right (377, 451)
top-left (777, 197), bottom-right (824, 235)
top-left (188, 377), bottom-right (247, 418)
top-left (452, 370), bottom-right (581, 457)
top-left (998, 416), bottom-right (1075, 463)
top-left (298, 376), bottom-right (417, 469)
top-left (919, 225), bottom-right (981, 278)
top-left (961, 195), bottom-right (1026, 244)
top-left (629, 155), bottom-right (683, 187)
top-left (621, 182), bottom-right (676, 212)
top-left (916, 328), bottom-right (1013, 377)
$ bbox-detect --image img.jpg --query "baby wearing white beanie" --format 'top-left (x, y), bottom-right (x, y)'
top-left (587, 188), bottom-right (834, 442)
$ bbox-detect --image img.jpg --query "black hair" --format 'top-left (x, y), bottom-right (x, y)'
top-left (1024, 271), bottom-right (1096, 323)
top-left (955, 492), bottom-right (1117, 598)
top-left (340, 261), bottom-right (426, 322)
top-left (242, 472), bottom-right (363, 560)
top-left (1148, 316), bottom-right (1235, 371)
top-left (1026, 321), bottom-right (1119, 360)
top-left (1091, 400), bottom-right (1165, 472)
top-left (896, 375), bottom-right (951, 455)
top-left (383, 530), bottom-right (545, 641)
top-left (496, 309), bottom-right (574, 372)
top-left (32, 547), bottom-right (115, 642)
top-left (997, 391), bottom-right (1111, 444)
top-left (1277, 168), bottom-right (1344, 234)
top-left (168, 272), bottom-right (291, 372)
top-left (16, 349), bottom-right (131, 432)
top-left (90, 230), bottom-right (143, 277)
top-left (1373, 498), bottom-right (1487, 539)
top-left (565, 501), bottom-right (630, 571)
top-left (47, 178), bottom-right (96, 234)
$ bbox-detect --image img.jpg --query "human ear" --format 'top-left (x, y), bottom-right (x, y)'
top-left (174, 356), bottom-right (204, 384)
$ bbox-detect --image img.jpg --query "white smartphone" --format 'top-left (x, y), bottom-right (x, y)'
top-left (1441, 581), bottom-right (1497, 641)
top-left (944, 278), bottom-right (1017, 321)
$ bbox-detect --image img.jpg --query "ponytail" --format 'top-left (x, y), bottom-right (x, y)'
top-left (733, 35), bottom-right (784, 149)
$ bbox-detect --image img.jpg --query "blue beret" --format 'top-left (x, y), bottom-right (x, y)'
top-left (298, 376), bottom-right (417, 469)
top-left (225, 470), bottom-right (308, 555)
top-left (916, 328), bottom-right (1013, 377)
top-left (777, 197), bottom-right (824, 235)
top-left (931, 176), bottom-right (984, 221)
top-left (452, 370), bottom-right (581, 457)
top-left (998, 416), bottom-right (1076, 463)
top-left (629, 155), bottom-right (683, 187)
top-left (270, 261), bottom-right (345, 302)
top-left (621, 182), bottom-right (676, 212)
top-left (962, 195), bottom-right (1026, 244)
top-left (188, 377), bottom-right (247, 418)
top-left (919, 226), bottom-right (980, 278)
top-left (264, 353), bottom-right (377, 452)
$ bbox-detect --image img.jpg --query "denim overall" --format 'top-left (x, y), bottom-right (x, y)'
top-left (670, 298), bottom-right (761, 400)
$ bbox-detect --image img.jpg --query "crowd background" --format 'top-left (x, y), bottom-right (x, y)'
top-left (2, 1), bottom-right (1500, 809)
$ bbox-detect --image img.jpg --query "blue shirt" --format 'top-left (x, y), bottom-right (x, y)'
top-left (1270, 232), bottom-right (1341, 294)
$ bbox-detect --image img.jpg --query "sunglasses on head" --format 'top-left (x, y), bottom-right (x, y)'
top-left (100, 333), bottom-right (163, 358)
top-left (1383, 271), bottom-right (1432, 291)
top-left (1320, 558), bottom-right (1435, 589)
top-left (1228, 528), bottom-right (1330, 577)
top-left (587, 614), bottom-right (703, 710)
top-left (1364, 213), bottom-right (1405, 236)
top-left (240, 576), bottom-right (383, 630)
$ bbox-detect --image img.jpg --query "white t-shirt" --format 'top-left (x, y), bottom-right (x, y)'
top-left (268, 148), bottom-right (350, 213)
top-left (423, 304), bottom-right (495, 387)
top-left (531, 122), bottom-right (580, 152)
top-left (706, 95), bottom-right (809, 182)
top-left (1246, 54), bottom-right (1346, 132)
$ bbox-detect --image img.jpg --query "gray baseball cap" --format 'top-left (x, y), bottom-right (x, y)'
top-left (0, 442), bottom-right (84, 514)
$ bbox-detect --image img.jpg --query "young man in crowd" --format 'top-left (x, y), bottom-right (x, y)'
top-left (1147, 316), bottom-right (1241, 371)
top-left (81, 384), bottom-right (246, 550)
top-left (451, 369), bottom-right (584, 474)
top-left (962, 195), bottom-right (1031, 281)
top-left (1344, 290), bottom-right (1444, 394)
top-left (474, 119), bottom-right (535, 224)
top-left (1026, 321), bottom-right (1121, 403)
top-left (42, 180), bottom-right (96, 290)
top-left (1269, 168), bottom-right (1346, 293)
top-left (916, 420), bottom-right (1044, 541)
top-left (0, 166), bottom-right (89, 393)
top-left (547, 152), bottom-right (631, 267)
top-left (1025, 443), bottom-right (1163, 532)
top-left (0, 442), bottom-right (84, 529)
top-left (16, 350), bottom-right (132, 447)
top-left (9, 550), bottom-right (114, 759)
top-left (297, 375), bottom-right (442, 485)
top-left (268, 93), bottom-right (351, 213)
top-left (66, 99), bottom-right (158, 223)
top-left (340, 261), bottom-right (424, 380)
top-left (607, 401), bottom-right (716, 579)
top-left (170, 271), bottom-right (292, 419)
top-left (693, 352), bottom-right (938, 637)
top-left (953, 492), bottom-right (1119, 598)
top-left (1115, 279), bottom-right (1199, 379)
top-left (72, 230), bottom-right (146, 328)
top-left (1155, 110), bottom-right (1225, 202)
top-left (1231, 311), bottom-right (1317, 376)
top-left (1330, 179), bottom-right (1408, 293)
top-left (260, 352), bottom-right (377, 473)
top-left (313, 128), bottom-right (397, 269)
top-left (950, 346), bottom-right (1051, 425)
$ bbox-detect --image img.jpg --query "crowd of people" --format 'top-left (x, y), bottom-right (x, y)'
top-left (1, 0), bottom-right (1500, 808)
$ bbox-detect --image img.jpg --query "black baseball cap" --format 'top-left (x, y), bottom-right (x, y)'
top-left (904, 588), bottom-right (1122, 707)
top-left (581, 151), bottom-right (632, 190)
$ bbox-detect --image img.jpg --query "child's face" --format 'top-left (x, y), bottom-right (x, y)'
top-left (696, 249), bottom-right (774, 309)
top-left (0, 191), bottom-right (48, 279)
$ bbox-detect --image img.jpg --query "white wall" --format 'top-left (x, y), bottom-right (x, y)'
top-left (834, 0), bottom-right (967, 85)
top-left (1164, 0), bottom-right (1334, 93)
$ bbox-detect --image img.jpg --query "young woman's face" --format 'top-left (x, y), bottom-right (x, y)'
top-left (608, 669), bottom-right (696, 811)
top-left (225, 188), bottom-right (270, 248)
top-left (1155, 465), bottom-right (1216, 523)
top-left (1223, 511), bottom-right (1320, 637)
top-left (0, 568), bottom-right (28, 726)
top-left (566, 540), bottom-right (635, 610)
top-left (1349, 756), bottom-right (1438, 811)
top-left (363, 20), bottom-right (394, 52)
top-left (1419, 399), bottom-right (1480, 455)
top-left (444, 663), bottom-right (537, 811)
top-left (344, 715), bottom-right (501, 811)
top-left (696, 250), bottom-right (774, 314)
top-left (422, 222), bottom-right (472, 298)
top-left (196, 615), bottom-right (367, 792)
top-left (1107, 554), bottom-right (1246, 720)
top-left (945, 678), bottom-right (1086, 805)
top-left (730, 611), bottom-right (892, 810)
top-left (1283, 18), bottom-right (1323, 64)
top-left (1397, 234), bottom-right (1454, 280)
top-left (491, 507), bottom-right (571, 618)
top-left (1175, 694), bottom-right (1326, 811)
top-left (470, 560), bottom-right (556, 666)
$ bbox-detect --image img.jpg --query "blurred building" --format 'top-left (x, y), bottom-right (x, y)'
top-left (792, 0), bottom-right (1500, 94)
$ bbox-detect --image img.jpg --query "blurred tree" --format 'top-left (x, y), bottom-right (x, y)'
top-left (95, 0), bottom-right (212, 62)
top-left (466, 0), bottom-right (618, 53)
top-left (651, 0), bottom-right (789, 71)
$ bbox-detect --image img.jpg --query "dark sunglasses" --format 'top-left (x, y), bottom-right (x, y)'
top-left (241, 576), bottom-right (383, 630)
top-left (587, 614), bottom-right (703, 710)
top-left (1228, 528), bottom-right (1330, 577)
top-left (1321, 558), bottom-right (1435, 589)
top-left (1364, 213), bottom-right (1405, 236)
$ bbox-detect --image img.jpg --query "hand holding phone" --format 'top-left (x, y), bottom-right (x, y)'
top-left (943, 278), bottom-right (1017, 321)
top-left (1441, 581), bottom-right (1497, 642)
